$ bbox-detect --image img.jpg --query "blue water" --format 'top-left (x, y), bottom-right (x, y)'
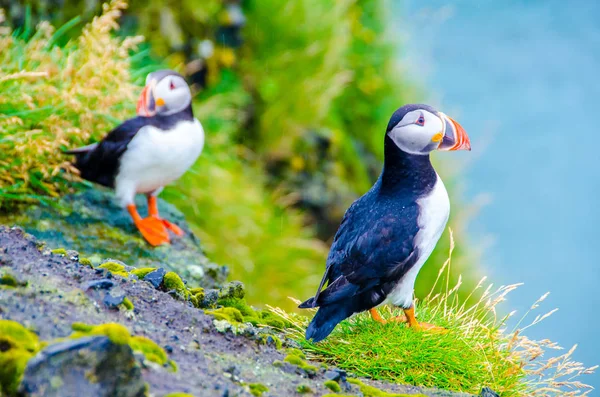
top-left (395, 0), bottom-right (600, 388)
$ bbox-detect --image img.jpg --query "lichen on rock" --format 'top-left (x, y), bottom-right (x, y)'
top-left (18, 336), bottom-right (145, 397)
top-left (69, 323), bottom-right (169, 366)
top-left (0, 189), bottom-right (227, 288)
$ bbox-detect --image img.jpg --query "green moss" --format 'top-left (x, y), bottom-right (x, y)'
top-left (258, 334), bottom-right (282, 349)
top-left (0, 273), bottom-right (21, 288)
top-left (258, 311), bottom-right (289, 328)
top-left (78, 257), bottom-right (93, 268)
top-left (70, 322), bottom-right (169, 366)
top-left (51, 248), bottom-right (67, 256)
top-left (71, 322), bottom-right (95, 332)
top-left (0, 320), bottom-right (40, 352)
top-left (130, 335), bottom-right (168, 365)
top-left (206, 307), bottom-right (245, 323)
top-left (0, 320), bottom-right (41, 395)
top-left (296, 384), bottom-right (313, 394)
top-left (347, 378), bottom-right (427, 397)
top-left (248, 383), bottom-right (269, 396)
top-left (97, 261), bottom-right (129, 278)
top-left (324, 380), bottom-right (341, 392)
top-left (88, 323), bottom-right (131, 345)
top-left (189, 287), bottom-right (204, 296)
top-left (283, 351), bottom-right (316, 373)
top-left (121, 297), bottom-right (134, 311)
top-left (130, 267), bottom-right (157, 279)
top-left (272, 360), bottom-right (283, 368)
top-left (168, 359), bottom-right (178, 372)
top-left (218, 298), bottom-right (255, 318)
top-left (163, 271), bottom-right (190, 299)
top-left (163, 393), bottom-right (195, 397)
top-left (190, 288), bottom-right (205, 308)
top-left (286, 348), bottom-right (306, 359)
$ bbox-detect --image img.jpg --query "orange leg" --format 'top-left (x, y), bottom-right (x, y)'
top-left (148, 195), bottom-right (184, 236)
top-left (369, 308), bottom-right (387, 324)
top-left (127, 204), bottom-right (169, 246)
top-left (403, 305), bottom-right (447, 332)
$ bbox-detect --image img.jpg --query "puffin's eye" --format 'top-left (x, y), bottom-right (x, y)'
top-left (169, 81), bottom-right (176, 90)
top-left (416, 115), bottom-right (425, 126)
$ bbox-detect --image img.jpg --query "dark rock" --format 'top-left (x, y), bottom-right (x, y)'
top-left (164, 344), bottom-right (174, 354)
top-left (103, 292), bottom-right (126, 309)
top-left (143, 268), bottom-right (166, 289)
top-left (66, 250), bottom-right (79, 261)
top-left (84, 278), bottom-right (115, 290)
top-left (480, 387), bottom-right (500, 397)
top-left (223, 364), bottom-right (241, 383)
top-left (203, 289), bottom-right (220, 307)
top-left (324, 368), bottom-right (346, 382)
top-left (19, 336), bottom-right (145, 397)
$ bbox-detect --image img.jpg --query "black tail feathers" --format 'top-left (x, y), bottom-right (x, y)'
top-left (305, 302), bottom-right (353, 342)
top-left (298, 297), bottom-right (316, 309)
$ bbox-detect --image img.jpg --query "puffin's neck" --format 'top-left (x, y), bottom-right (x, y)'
top-left (378, 135), bottom-right (437, 195)
top-left (154, 104), bottom-right (194, 128)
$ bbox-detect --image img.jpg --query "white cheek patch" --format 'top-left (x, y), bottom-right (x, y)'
top-left (388, 111), bottom-right (444, 155)
top-left (389, 125), bottom-right (428, 155)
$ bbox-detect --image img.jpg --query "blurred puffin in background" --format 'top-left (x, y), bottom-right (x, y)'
top-left (299, 104), bottom-right (471, 342)
top-left (65, 70), bottom-right (204, 246)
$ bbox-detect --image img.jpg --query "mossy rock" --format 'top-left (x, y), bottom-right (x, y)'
top-left (70, 323), bottom-right (168, 366)
top-left (0, 188), bottom-right (227, 288)
top-left (18, 336), bottom-right (145, 397)
top-left (0, 320), bottom-right (41, 395)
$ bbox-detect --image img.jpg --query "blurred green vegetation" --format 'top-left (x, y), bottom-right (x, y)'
top-left (0, 0), bottom-right (479, 310)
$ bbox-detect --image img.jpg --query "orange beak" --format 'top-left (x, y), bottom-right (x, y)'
top-left (438, 113), bottom-right (471, 151)
top-left (136, 79), bottom-right (157, 117)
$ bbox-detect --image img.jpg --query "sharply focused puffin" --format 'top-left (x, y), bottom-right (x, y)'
top-left (299, 104), bottom-right (471, 342)
top-left (65, 70), bottom-right (204, 246)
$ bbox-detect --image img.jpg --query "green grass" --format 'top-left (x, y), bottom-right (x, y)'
top-left (0, 0), bottom-right (142, 210)
top-left (271, 235), bottom-right (596, 396)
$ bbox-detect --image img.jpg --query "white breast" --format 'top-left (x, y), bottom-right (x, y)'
top-left (386, 175), bottom-right (450, 308)
top-left (115, 119), bottom-right (204, 206)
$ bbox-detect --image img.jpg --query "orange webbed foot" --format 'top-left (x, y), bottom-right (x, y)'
top-left (403, 306), bottom-right (447, 333)
top-left (160, 219), bottom-right (184, 236)
top-left (413, 322), bottom-right (448, 333)
top-left (136, 217), bottom-right (170, 246)
top-left (147, 195), bottom-right (184, 237)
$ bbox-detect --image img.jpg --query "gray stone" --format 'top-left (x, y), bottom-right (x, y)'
top-left (143, 268), bottom-right (166, 289)
top-left (19, 336), bottom-right (145, 397)
top-left (324, 369), bottom-right (346, 382)
top-left (480, 387), bottom-right (500, 397)
top-left (103, 292), bottom-right (125, 309)
top-left (84, 279), bottom-right (115, 290)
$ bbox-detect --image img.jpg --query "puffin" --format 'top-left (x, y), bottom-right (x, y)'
top-left (65, 70), bottom-right (204, 246)
top-left (299, 104), bottom-right (471, 342)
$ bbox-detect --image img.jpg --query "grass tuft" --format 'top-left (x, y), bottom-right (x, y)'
top-left (0, 0), bottom-right (143, 210)
top-left (270, 230), bottom-right (597, 396)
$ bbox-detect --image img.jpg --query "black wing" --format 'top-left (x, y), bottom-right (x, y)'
top-left (300, 188), bottom-right (420, 308)
top-left (69, 117), bottom-right (151, 188)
